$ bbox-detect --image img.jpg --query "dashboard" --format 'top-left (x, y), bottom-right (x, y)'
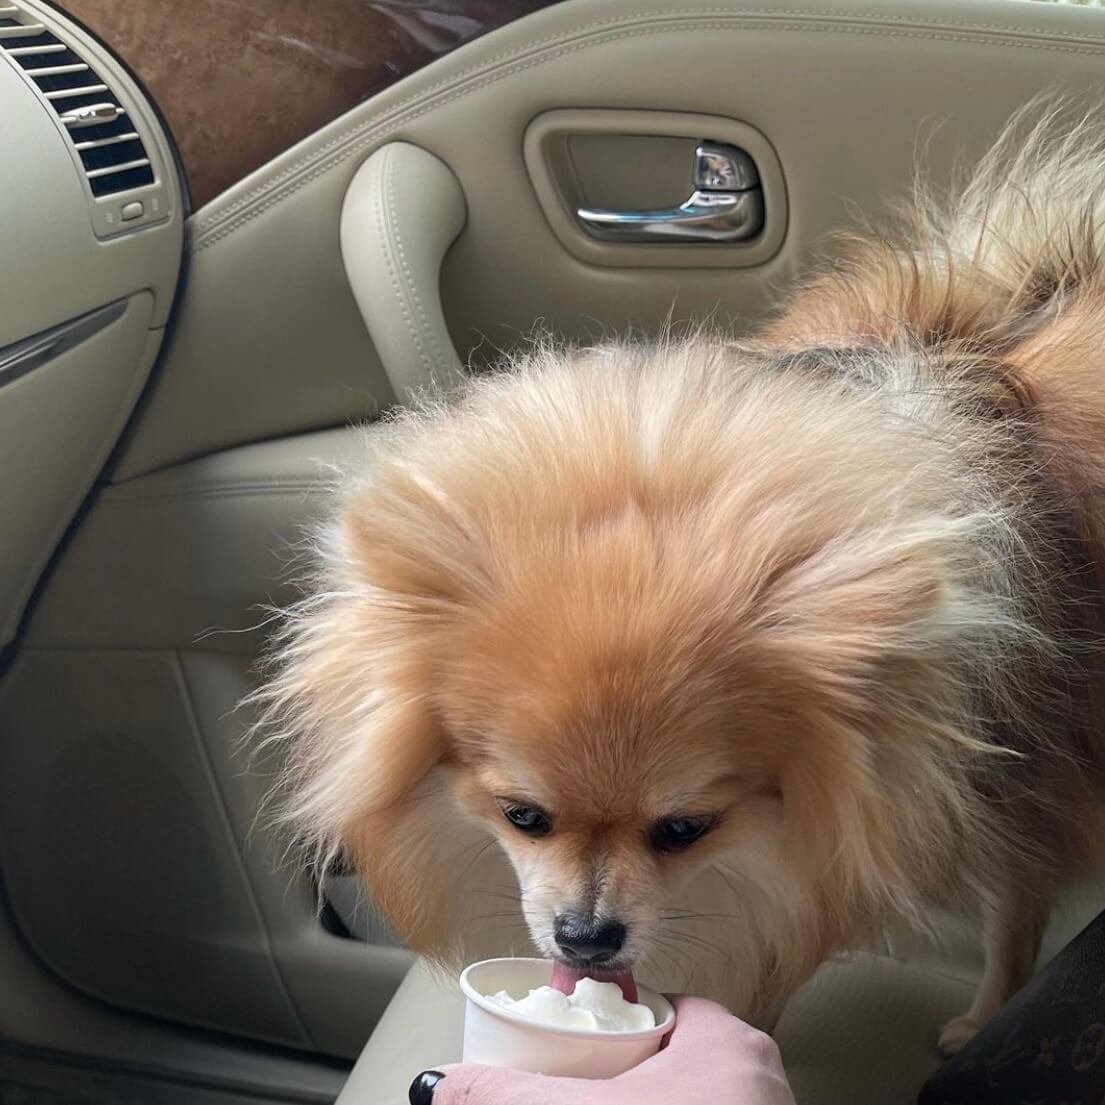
top-left (0, 0), bottom-right (184, 647)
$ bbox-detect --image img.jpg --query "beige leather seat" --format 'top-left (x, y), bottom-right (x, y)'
top-left (337, 872), bottom-right (1104, 1105)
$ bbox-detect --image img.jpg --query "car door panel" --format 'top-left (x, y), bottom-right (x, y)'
top-left (112, 0), bottom-right (1104, 478)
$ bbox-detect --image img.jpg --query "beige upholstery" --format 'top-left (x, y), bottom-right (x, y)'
top-left (340, 143), bottom-right (467, 401)
top-left (337, 873), bottom-right (1105, 1105)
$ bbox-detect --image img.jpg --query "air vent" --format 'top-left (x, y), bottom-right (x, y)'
top-left (0, 4), bottom-right (154, 198)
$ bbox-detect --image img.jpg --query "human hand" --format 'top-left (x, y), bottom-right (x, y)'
top-left (409, 994), bottom-right (795, 1105)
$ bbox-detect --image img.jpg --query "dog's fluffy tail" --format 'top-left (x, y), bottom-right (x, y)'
top-left (923, 103), bottom-right (1103, 334)
top-left (764, 98), bottom-right (1105, 741)
top-left (771, 102), bottom-right (1102, 516)
top-left (922, 102), bottom-right (1105, 780)
top-left (922, 103), bottom-right (1104, 586)
top-left (947, 103), bottom-right (1104, 542)
top-left (769, 100), bottom-right (1103, 355)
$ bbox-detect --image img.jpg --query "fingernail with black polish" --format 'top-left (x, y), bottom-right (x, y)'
top-left (409, 1069), bottom-right (445, 1105)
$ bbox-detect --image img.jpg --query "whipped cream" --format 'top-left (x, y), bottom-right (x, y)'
top-left (486, 978), bottom-right (655, 1032)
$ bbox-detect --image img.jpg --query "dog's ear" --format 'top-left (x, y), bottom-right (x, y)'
top-left (264, 668), bottom-right (517, 963)
top-left (750, 530), bottom-right (984, 913)
top-left (341, 460), bottom-right (495, 610)
top-left (259, 458), bottom-right (493, 853)
top-left (346, 759), bottom-right (520, 965)
top-left (281, 687), bottom-right (446, 849)
top-left (256, 463), bottom-right (521, 960)
top-left (753, 527), bottom-right (948, 699)
top-left (257, 592), bottom-right (449, 857)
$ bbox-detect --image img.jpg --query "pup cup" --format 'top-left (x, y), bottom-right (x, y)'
top-left (459, 958), bottom-right (675, 1078)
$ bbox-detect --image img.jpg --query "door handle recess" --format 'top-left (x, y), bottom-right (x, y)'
top-left (576, 142), bottom-right (763, 243)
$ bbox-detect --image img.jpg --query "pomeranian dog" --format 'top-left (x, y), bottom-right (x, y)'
top-left (257, 106), bottom-right (1103, 1054)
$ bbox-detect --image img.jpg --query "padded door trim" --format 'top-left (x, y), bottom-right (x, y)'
top-left (112, 0), bottom-right (1104, 480)
top-left (190, 2), bottom-right (1104, 252)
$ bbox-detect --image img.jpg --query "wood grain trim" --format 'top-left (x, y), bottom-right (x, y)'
top-left (53, 0), bottom-right (558, 209)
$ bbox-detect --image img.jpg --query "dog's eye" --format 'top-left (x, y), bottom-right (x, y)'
top-left (498, 802), bottom-right (553, 837)
top-left (649, 816), bottom-right (716, 852)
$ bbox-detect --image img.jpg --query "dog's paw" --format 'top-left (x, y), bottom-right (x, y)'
top-left (937, 1014), bottom-right (982, 1057)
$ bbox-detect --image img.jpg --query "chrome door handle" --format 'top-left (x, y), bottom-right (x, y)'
top-left (577, 189), bottom-right (763, 242)
top-left (576, 142), bottom-right (763, 243)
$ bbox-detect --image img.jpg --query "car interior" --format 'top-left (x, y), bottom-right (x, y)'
top-left (0, 0), bottom-right (1102, 1102)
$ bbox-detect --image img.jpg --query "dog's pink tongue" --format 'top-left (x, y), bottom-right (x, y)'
top-left (549, 961), bottom-right (638, 1004)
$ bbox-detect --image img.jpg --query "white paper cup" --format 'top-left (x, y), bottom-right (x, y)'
top-left (459, 957), bottom-right (675, 1078)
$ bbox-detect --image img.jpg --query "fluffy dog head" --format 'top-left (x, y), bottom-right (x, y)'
top-left (257, 337), bottom-right (1030, 1016)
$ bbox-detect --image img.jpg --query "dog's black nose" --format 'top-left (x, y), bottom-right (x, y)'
top-left (554, 913), bottom-right (626, 964)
